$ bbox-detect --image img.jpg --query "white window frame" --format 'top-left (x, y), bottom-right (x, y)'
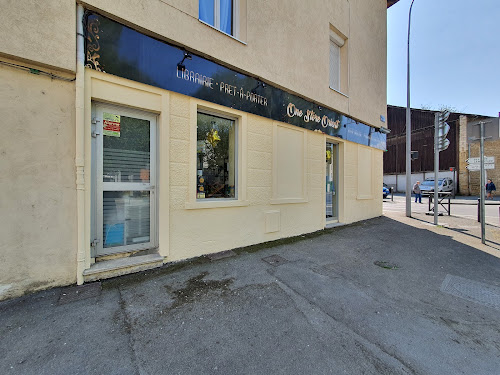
top-left (329, 30), bottom-right (344, 92)
top-left (186, 100), bottom-right (248, 209)
top-left (199, 0), bottom-right (240, 40)
top-left (196, 109), bottom-right (238, 201)
top-left (91, 103), bottom-right (158, 256)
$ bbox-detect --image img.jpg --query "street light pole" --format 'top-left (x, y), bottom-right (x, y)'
top-left (406, 0), bottom-right (415, 217)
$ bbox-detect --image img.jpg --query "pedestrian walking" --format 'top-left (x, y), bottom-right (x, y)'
top-left (485, 179), bottom-right (496, 200)
top-left (413, 181), bottom-right (422, 203)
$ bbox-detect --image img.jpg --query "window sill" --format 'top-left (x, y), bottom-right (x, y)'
top-left (270, 197), bottom-right (308, 205)
top-left (185, 199), bottom-right (249, 210)
top-left (329, 87), bottom-right (349, 98)
top-left (198, 20), bottom-right (247, 45)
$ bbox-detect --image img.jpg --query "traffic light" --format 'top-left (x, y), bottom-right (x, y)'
top-left (437, 110), bottom-right (450, 152)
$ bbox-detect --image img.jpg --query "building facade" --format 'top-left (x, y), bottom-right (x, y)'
top-left (0, 0), bottom-right (392, 300)
top-left (458, 116), bottom-right (500, 195)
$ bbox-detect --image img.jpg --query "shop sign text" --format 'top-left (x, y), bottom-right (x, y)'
top-left (177, 67), bottom-right (268, 106)
top-left (286, 103), bottom-right (340, 130)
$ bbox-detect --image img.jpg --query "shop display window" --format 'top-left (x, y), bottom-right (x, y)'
top-left (196, 112), bottom-right (236, 199)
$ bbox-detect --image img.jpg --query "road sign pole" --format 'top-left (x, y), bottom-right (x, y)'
top-left (434, 113), bottom-right (439, 225)
top-left (405, 0), bottom-right (415, 219)
top-left (479, 121), bottom-right (486, 244)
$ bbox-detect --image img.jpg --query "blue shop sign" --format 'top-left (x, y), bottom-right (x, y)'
top-left (84, 12), bottom-right (386, 150)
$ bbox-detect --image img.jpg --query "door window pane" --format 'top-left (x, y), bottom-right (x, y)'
top-left (197, 112), bottom-right (236, 199)
top-left (326, 143), bottom-right (337, 218)
top-left (103, 115), bottom-right (150, 183)
top-left (103, 191), bottom-right (150, 248)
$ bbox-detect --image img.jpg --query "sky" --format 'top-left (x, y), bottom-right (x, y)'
top-left (387, 0), bottom-right (500, 117)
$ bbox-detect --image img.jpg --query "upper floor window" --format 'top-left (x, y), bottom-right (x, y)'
top-left (329, 27), bottom-right (348, 95)
top-left (199, 0), bottom-right (237, 36)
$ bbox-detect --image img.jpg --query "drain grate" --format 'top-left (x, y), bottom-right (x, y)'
top-left (262, 255), bottom-right (289, 267)
top-left (58, 282), bottom-right (102, 305)
top-left (440, 274), bottom-right (500, 310)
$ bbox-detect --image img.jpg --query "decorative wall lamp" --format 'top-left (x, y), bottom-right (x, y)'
top-left (376, 127), bottom-right (391, 135)
top-left (252, 81), bottom-right (267, 93)
top-left (177, 52), bottom-right (192, 71)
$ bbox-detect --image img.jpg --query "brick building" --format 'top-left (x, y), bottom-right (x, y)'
top-left (458, 116), bottom-right (500, 195)
top-left (383, 105), bottom-right (495, 194)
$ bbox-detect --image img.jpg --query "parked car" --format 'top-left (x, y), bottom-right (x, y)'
top-left (383, 183), bottom-right (390, 199)
top-left (419, 178), bottom-right (454, 196)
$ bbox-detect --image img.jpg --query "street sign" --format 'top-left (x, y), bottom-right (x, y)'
top-left (466, 163), bottom-right (495, 171)
top-left (466, 156), bottom-right (495, 164)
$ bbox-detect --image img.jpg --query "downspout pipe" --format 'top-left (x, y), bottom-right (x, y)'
top-left (76, 3), bottom-right (86, 284)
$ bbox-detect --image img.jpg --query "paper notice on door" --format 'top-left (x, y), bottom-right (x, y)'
top-left (103, 112), bottom-right (121, 137)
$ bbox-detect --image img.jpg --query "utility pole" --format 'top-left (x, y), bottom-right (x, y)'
top-left (479, 121), bottom-right (486, 244)
top-left (470, 121), bottom-right (491, 244)
top-left (434, 110), bottom-right (450, 225)
top-left (405, 0), bottom-right (416, 218)
top-left (434, 113), bottom-right (439, 225)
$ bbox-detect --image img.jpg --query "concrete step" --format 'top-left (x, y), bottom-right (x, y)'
top-left (83, 254), bottom-right (164, 283)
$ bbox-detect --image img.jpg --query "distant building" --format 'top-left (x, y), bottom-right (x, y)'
top-left (384, 105), bottom-right (498, 195)
top-left (458, 116), bottom-right (500, 195)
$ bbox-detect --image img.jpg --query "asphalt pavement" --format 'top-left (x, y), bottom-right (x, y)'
top-left (1, 212), bottom-right (500, 374)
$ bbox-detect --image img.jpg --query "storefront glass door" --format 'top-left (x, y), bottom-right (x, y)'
top-left (93, 104), bottom-right (157, 256)
top-left (326, 142), bottom-right (338, 220)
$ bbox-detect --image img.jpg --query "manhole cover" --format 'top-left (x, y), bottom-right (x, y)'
top-left (374, 261), bottom-right (399, 270)
top-left (440, 274), bottom-right (500, 310)
top-left (58, 282), bottom-right (101, 305)
top-left (262, 255), bottom-right (289, 267)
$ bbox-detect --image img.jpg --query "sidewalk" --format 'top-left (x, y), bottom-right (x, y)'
top-left (385, 194), bottom-right (500, 257)
top-left (1, 214), bottom-right (500, 374)
top-left (391, 193), bottom-right (500, 204)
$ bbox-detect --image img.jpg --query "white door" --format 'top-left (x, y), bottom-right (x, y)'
top-left (92, 103), bottom-right (157, 256)
top-left (326, 142), bottom-right (338, 220)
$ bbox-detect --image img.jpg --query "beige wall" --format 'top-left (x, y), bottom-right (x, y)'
top-left (0, 0), bottom-right (387, 297)
top-left (343, 143), bottom-right (384, 222)
top-left (169, 91), bottom-right (382, 260)
top-left (86, 72), bottom-right (382, 265)
top-left (0, 64), bottom-right (77, 300)
top-left (0, 0), bottom-right (75, 72)
top-left (0, 0), bottom-right (386, 128)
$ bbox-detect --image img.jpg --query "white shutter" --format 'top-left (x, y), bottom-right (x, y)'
top-left (329, 40), bottom-right (340, 91)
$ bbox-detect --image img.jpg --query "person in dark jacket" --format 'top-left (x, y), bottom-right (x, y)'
top-left (486, 179), bottom-right (496, 200)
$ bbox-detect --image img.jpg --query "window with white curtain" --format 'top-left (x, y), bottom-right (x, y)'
top-left (199, 0), bottom-right (238, 37)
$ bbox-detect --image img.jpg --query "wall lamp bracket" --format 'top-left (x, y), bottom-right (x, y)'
top-left (376, 127), bottom-right (391, 135)
top-left (177, 52), bottom-right (192, 71)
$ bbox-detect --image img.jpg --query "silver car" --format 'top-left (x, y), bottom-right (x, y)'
top-left (419, 178), bottom-right (454, 196)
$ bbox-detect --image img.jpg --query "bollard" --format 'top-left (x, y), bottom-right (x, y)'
top-left (390, 187), bottom-right (394, 202)
top-left (477, 198), bottom-right (480, 222)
